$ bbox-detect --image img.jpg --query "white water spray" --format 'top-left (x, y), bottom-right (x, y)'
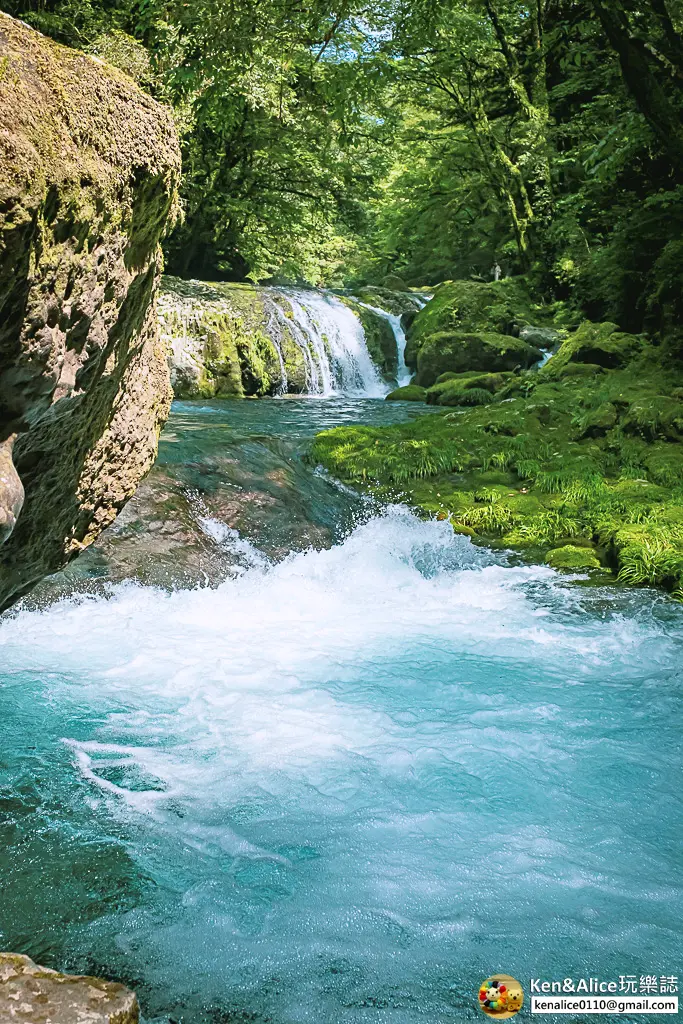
top-left (272, 290), bottom-right (389, 397)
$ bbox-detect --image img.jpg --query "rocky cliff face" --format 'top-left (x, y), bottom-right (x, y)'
top-left (0, 13), bottom-right (181, 610)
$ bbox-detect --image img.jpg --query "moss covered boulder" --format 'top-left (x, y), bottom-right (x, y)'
top-left (0, 14), bottom-right (181, 610)
top-left (404, 277), bottom-right (543, 368)
top-left (540, 321), bottom-right (644, 378)
top-left (385, 385), bottom-right (426, 402)
top-left (414, 332), bottom-right (542, 387)
top-left (0, 953), bottom-right (138, 1023)
top-left (545, 545), bottom-right (603, 570)
top-left (426, 372), bottom-right (512, 407)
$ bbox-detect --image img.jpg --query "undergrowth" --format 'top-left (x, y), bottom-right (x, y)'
top-left (311, 327), bottom-right (683, 595)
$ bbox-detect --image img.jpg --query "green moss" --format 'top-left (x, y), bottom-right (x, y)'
top-left (426, 371), bottom-right (513, 406)
top-left (310, 320), bottom-right (683, 597)
top-left (540, 321), bottom-right (644, 379)
top-left (426, 381), bottom-right (493, 407)
top-left (159, 277), bottom-right (311, 397)
top-left (415, 331), bottom-right (542, 387)
top-left (385, 385), bottom-right (426, 402)
top-left (545, 545), bottom-right (603, 570)
top-left (404, 277), bottom-right (548, 370)
top-left (341, 297), bottom-right (397, 379)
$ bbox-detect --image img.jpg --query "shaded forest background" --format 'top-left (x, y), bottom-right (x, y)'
top-left (3, 0), bottom-right (682, 333)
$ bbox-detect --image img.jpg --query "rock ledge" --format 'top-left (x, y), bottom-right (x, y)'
top-left (0, 953), bottom-right (138, 1023)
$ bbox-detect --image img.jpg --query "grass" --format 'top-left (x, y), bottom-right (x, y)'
top-left (311, 321), bottom-right (683, 597)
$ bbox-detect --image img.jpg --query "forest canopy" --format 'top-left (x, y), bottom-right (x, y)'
top-left (3, 0), bottom-right (682, 331)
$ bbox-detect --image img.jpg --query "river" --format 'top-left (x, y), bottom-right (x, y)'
top-left (0, 388), bottom-right (681, 1020)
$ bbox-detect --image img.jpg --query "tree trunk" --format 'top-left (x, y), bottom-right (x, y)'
top-left (592, 0), bottom-right (683, 167)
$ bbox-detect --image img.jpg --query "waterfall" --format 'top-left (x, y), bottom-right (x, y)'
top-left (357, 304), bottom-right (412, 387)
top-left (268, 289), bottom-right (388, 398)
top-left (352, 292), bottom-right (433, 390)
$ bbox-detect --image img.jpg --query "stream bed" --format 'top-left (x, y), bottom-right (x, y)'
top-left (0, 398), bottom-right (681, 1023)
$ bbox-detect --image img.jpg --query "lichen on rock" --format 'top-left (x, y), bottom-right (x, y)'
top-left (0, 13), bottom-right (181, 610)
top-left (0, 952), bottom-right (139, 1023)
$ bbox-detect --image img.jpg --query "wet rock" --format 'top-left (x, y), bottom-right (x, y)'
top-left (0, 14), bottom-right (181, 610)
top-left (0, 953), bottom-right (138, 1023)
top-left (519, 325), bottom-right (562, 348)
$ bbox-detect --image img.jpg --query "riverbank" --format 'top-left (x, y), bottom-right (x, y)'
top-left (312, 284), bottom-right (683, 595)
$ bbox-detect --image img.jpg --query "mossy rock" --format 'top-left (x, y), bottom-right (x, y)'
top-left (622, 396), bottom-right (683, 440)
top-left (353, 287), bottom-right (417, 315)
top-left (545, 545), bottom-right (604, 570)
top-left (0, 13), bottom-right (180, 610)
top-left (405, 277), bottom-right (543, 368)
top-left (427, 371), bottom-right (513, 407)
top-left (541, 321), bottom-right (644, 378)
top-left (341, 297), bottom-right (398, 379)
top-left (381, 274), bottom-right (410, 292)
top-left (160, 278), bottom-right (309, 397)
top-left (576, 401), bottom-right (618, 438)
top-left (385, 385), bottom-right (426, 402)
top-left (556, 362), bottom-right (606, 379)
top-left (415, 332), bottom-right (542, 387)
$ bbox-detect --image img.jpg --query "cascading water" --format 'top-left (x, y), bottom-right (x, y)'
top-left (359, 303), bottom-right (413, 387)
top-left (268, 289), bottom-right (388, 398)
top-left (357, 293), bottom-right (432, 388)
top-left (1, 399), bottom-right (681, 1024)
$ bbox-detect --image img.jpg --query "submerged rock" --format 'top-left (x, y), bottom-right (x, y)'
top-left (0, 953), bottom-right (138, 1023)
top-left (0, 14), bottom-right (180, 610)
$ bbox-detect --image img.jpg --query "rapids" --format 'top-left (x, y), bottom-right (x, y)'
top-left (0, 398), bottom-right (681, 1024)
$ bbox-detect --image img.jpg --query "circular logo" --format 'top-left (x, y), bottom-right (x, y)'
top-left (478, 975), bottom-right (524, 1017)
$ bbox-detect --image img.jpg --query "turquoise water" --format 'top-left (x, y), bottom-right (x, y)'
top-left (0, 399), bottom-right (681, 1023)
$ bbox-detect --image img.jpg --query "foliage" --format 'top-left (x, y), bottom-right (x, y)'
top-left (312, 322), bottom-right (683, 594)
top-left (5, 0), bottom-right (682, 322)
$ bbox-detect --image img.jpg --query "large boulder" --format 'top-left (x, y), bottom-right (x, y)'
top-left (385, 384), bottom-right (426, 402)
top-left (404, 277), bottom-right (541, 368)
top-left (415, 332), bottom-right (542, 387)
top-left (0, 953), bottom-right (138, 1023)
top-left (0, 14), bottom-right (181, 610)
top-left (540, 321), bottom-right (644, 379)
